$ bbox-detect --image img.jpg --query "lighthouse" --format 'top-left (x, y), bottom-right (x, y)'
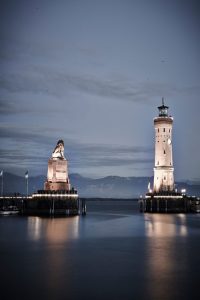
top-left (153, 99), bottom-right (174, 192)
top-left (139, 99), bottom-right (197, 213)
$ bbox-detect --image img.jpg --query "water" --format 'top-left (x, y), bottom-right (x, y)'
top-left (0, 200), bottom-right (200, 300)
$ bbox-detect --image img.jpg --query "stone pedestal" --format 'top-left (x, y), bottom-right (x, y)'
top-left (44, 158), bottom-right (71, 191)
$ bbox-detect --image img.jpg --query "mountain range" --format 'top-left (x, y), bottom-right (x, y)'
top-left (1, 172), bottom-right (200, 198)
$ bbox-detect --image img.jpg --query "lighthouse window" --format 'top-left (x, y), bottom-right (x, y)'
top-left (164, 176), bottom-right (166, 180)
top-left (169, 129), bottom-right (170, 133)
top-left (163, 128), bottom-right (165, 132)
top-left (158, 128), bottom-right (159, 132)
top-left (164, 150), bottom-right (166, 154)
top-left (157, 161), bottom-right (159, 165)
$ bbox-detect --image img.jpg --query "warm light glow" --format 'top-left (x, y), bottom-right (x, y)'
top-left (32, 193), bottom-right (78, 198)
top-left (28, 217), bottom-right (42, 241)
top-left (181, 189), bottom-right (186, 194)
top-left (27, 216), bottom-right (79, 242)
top-left (145, 195), bottom-right (183, 199)
top-left (144, 214), bottom-right (188, 237)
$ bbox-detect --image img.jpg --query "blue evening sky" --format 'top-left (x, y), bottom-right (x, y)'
top-left (0, 0), bottom-right (199, 181)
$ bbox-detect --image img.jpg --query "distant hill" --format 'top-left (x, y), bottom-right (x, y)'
top-left (1, 173), bottom-right (46, 195)
top-left (1, 172), bottom-right (200, 198)
top-left (70, 174), bottom-right (151, 198)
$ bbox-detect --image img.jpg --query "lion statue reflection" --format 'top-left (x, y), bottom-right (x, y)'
top-left (52, 140), bottom-right (65, 159)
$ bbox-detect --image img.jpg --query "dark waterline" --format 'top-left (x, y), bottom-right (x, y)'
top-left (0, 200), bottom-right (200, 300)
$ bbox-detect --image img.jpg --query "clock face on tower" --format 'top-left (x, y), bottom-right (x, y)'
top-left (167, 138), bottom-right (172, 145)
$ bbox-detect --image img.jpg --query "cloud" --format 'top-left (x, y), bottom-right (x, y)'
top-left (0, 99), bottom-right (12, 113)
top-left (71, 157), bottom-right (153, 168)
top-left (67, 143), bottom-right (154, 169)
top-left (72, 143), bottom-right (153, 155)
top-left (0, 65), bottom-right (192, 106)
top-left (1, 64), bottom-right (199, 116)
top-left (0, 125), bottom-right (75, 147)
top-left (0, 126), bottom-right (51, 143)
top-left (0, 124), bottom-right (153, 173)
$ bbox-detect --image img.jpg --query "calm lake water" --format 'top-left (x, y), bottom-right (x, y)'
top-left (0, 200), bottom-right (200, 300)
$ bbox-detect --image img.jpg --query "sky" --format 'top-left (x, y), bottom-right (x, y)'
top-left (0, 0), bottom-right (199, 181)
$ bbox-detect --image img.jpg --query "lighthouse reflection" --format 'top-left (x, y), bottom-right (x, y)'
top-left (144, 214), bottom-right (188, 237)
top-left (144, 214), bottom-right (188, 300)
top-left (27, 216), bottom-right (79, 242)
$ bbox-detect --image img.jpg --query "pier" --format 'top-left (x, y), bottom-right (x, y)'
top-left (139, 192), bottom-right (200, 213)
top-left (0, 192), bottom-right (87, 216)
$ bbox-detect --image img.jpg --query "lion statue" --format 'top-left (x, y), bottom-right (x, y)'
top-left (52, 140), bottom-right (65, 159)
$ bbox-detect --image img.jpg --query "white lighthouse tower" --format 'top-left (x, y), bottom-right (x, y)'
top-left (140, 99), bottom-right (195, 213)
top-left (153, 99), bottom-right (174, 193)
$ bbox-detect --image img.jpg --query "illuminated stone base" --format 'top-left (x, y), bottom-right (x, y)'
top-left (44, 181), bottom-right (70, 191)
top-left (44, 158), bottom-right (71, 191)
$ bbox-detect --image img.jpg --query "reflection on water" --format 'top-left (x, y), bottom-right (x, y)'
top-left (27, 216), bottom-right (79, 242)
top-left (1, 202), bottom-right (200, 300)
top-left (27, 217), bottom-right (42, 241)
top-left (144, 213), bottom-right (188, 237)
top-left (145, 214), bottom-right (188, 300)
top-left (27, 216), bottom-right (80, 298)
top-left (27, 216), bottom-right (79, 298)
